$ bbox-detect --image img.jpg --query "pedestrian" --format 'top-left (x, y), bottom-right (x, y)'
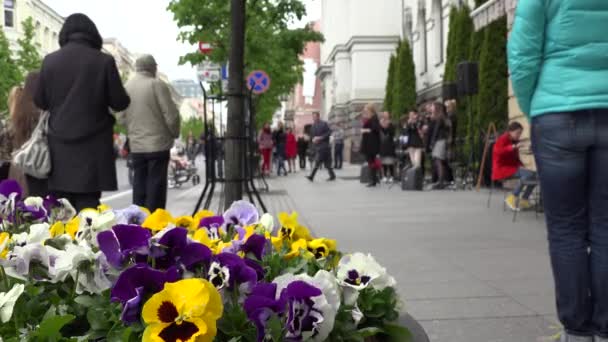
top-left (297, 134), bottom-right (309, 170)
top-left (426, 102), bottom-right (449, 190)
top-left (403, 110), bottom-right (425, 168)
top-left (379, 112), bottom-right (397, 183)
top-left (509, 3), bottom-right (608, 341)
top-left (492, 122), bottom-right (536, 211)
top-left (8, 73), bottom-right (49, 196)
top-left (306, 112), bottom-right (336, 182)
top-left (185, 131), bottom-right (198, 163)
top-left (285, 126), bottom-right (297, 173)
top-left (34, 13), bottom-right (130, 212)
top-left (332, 123), bottom-right (345, 170)
top-left (258, 122), bottom-right (273, 175)
top-left (118, 54), bottom-right (180, 212)
top-left (360, 104), bottom-right (381, 187)
top-left (273, 122), bottom-right (288, 176)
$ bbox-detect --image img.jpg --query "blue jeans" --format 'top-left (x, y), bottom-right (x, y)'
top-left (532, 110), bottom-right (608, 337)
top-left (513, 168), bottom-right (536, 199)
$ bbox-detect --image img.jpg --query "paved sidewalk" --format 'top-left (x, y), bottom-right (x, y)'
top-left (265, 166), bottom-right (557, 342)
top-left (145, 164), bottom-right (558, 342)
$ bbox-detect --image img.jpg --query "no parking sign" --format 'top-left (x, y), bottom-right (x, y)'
top-left (247, 70), bottom-right (271, 95)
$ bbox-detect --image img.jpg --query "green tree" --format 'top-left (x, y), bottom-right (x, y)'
top-left (181, 117), bottom-right (205, 140)
top-left (444, 5), bottom-right (473, 82)
top-left (0, 26), bottom-right (21, 115)
top-left (477, 17), bottom-right (508, 132)
top-left (16, 17), bottom-right (41, 76)
top-left (167, 0), bottom-right (323, 127)
top-left (383, 53), bottom-right (396, 114)
top-left (391, 40), bottom-right (416, 120)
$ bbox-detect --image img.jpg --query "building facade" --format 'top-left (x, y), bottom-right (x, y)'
top-left (172, 79), bottom-right (203, 99)
top-left (283, 21), bottom-right (322, 136)
top-left (318, 0), bottom-right (403, 161)
top-left (102, 38), bottom-right (136, 80)
top-left (2, 0), bottom-right (63, 56)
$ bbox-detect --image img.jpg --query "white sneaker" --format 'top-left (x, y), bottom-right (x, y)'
top-left (382, 177), bottom-right (388, 183)
top-left (560, 333), bottom-right (592, 342)
top-left (388, 177), bottom-right (394, 183)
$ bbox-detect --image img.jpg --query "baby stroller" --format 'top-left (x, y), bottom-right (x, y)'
top-left (168, 146), bottom-right (201, 188)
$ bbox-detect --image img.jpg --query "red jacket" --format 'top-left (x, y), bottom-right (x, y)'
top-left (492, 132), bottom-right (522, 181)
top-left (285, 133), bottom-right (297, 158)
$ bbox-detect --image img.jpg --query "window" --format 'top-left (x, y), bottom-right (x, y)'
top-left (418, 6), bottom-right (427, 74)
top-left (4, 0), bottom-right (15, 28)
top-left (432, 0), bottom-right (444, 64)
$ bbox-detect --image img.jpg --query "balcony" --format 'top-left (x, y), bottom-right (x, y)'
top-left (470, 0), bottom-right (518, 31)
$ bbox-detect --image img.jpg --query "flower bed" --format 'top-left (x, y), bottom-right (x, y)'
top-left (0, 179), bottom-right (413, 341)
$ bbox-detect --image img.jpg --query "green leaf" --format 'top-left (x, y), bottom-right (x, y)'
top-left (73, 295), bottom-right (95, 307)
top-left (267, 314), bottom-right (284, 341)
top-left (33, 314), bottom-right (75, 340)
top-left (383, 323), bottom-right (413, 342)
top-left (357, 326), bottom-right (384, 337)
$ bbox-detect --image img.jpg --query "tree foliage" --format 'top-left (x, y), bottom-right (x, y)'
top-left (391, 40), bottom-right (416, 120)
top-left (383, 54), bottom-right (396, 114)
top-left (444, 5), bottom-right (473, 83)
top-left (181, 116), bottom-right (205, 140)
top-left (0, 27), bottom-right (21, 115)
top-left (477, 17), bottom-right (508, 131)
top-left (167, 0), bottom-right (323, 127)
top-left (16, 17), bottom-right (42, 76)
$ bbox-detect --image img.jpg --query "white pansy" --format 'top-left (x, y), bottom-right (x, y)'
top-left (4, 244), bottom-right (64, 282)
top-left (336, 253), bottom-right (396, 291)
top-left (0, 283), bottom-right (25, 323)
top-left (75, 210), bottom-right (116, 246)
top-left (53, 198), bottom-right (77, 223)
top-left (258, 213), bottom-right (274, 234)
top-left (23, 197), bottom-right (44, 209)
top-left (27, 223), bottom-right (51, 244)
top-left (273, 270), bottom-right (340, 342)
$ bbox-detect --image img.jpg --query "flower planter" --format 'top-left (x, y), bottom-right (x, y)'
top-left (0, 180), bottom-right (418, 341)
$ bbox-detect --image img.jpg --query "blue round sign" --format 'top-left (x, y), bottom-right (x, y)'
top-left (247, 70), bottom-right (271, 95)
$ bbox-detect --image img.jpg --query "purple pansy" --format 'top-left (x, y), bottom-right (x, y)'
top-left (111, 264), bottom-right (181, 323)
top-left (97, 225), bottom-right (152, 269)
top-left (0, 180), bottom-right (22, 199)
top-left (114, 205), bottom-right (149, 226)
top-left (244, 282), bottom-right (287, 342)
top-left (244, 258), bottom-right (265, 281)
top-left (0, 180), bottom-right (22, 220)
top-left (241, 234), bottom-right (268, 260)
top-left (199, 215), bottom-right (224, 230)
top-left (223, 200), bottom-right (259, 227)
top-left (208, 252), bottom-right (258, 290)
top-left (280, 281), bottom-right (324, 341)
top-left (149, 227), bottom-right (212, 270)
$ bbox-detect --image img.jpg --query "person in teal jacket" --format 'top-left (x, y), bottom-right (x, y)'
top-left (508, 1), bottom-right (608, 341)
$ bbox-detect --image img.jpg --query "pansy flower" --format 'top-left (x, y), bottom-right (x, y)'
top-left (142, 278), bottom-right (223, 342)
top-left (276, 212), bottom-right (312, 242)
top-left (207, 252), bottom-right (258, 291)
top-left (0, 232), bottom-right (9, 259)
top-left (244, 282), bottom-right (286, 342)
top-left (273, 270), bottom-right (340, 342)
top-left (111, 264), bottom-right (181, 324)
top-left (74, 209), bottom-right (117, 246)
top-left (149, 227), bottom-right (212, 271)
top-left (97, 225), bottom-right (152, 269)
top-left (114, 205), bottom-right (149, 226)
top-left (0, 180), bottom-right (21, 221)
top-left (43, 196), bottom-right (77, 223)
top-left (19, 196), bottom-right (48, 222)
top-left (174, 216), bottom-right (194, 230)
top-left (3, 243), bottom-right (64, 281)
top-left (223, 200), bottom-right (259, 228)
top-left (142, 209), bottom-right (175, 233)
top-left (0, 283), bottom-right (24, 323)
top-left (337, 253), bottom-right (396, 292)
top-left (49, 217), bottom-right (79, 240)
top-left (306, 238), bottom-right (337, 259)
top-left (54, 242), bottom-right (112, 294)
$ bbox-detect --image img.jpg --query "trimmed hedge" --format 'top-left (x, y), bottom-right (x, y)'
top-left (391, 40), bottom-right (416, 120)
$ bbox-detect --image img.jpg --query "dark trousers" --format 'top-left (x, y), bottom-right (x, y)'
top-left (131, 151), bottom-right (170, 212)
top-left (334, 143), bottom-right (344, 169)
top-left (298, 153), bottom-right (307, 169)
top-left (53, 191), bottom-right (101, 213)
top-left (310, 149), bottom-right (335, 180)
top-left (532, 110), bottom-right (608, 337)
top-left (26, 175), bottom-right (49, 198)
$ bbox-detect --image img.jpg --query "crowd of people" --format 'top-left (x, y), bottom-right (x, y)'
top-left (0, 13), bottom-right (180, 212)
top-left (359, 101), bottom-right (458, 188)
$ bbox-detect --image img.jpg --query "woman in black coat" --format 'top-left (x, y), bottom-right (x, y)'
top-left (34, 14), bottom-right (130, 211)
top-left (360, 104), bottom-right (381, 187)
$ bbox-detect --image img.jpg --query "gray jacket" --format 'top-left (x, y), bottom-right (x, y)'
top-left (311, 120), bottom-right (332, 152)
top-left (118, 72), bottom-right (180, 153)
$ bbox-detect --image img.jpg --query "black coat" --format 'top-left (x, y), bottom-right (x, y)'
top-left (379, 123), bottom-right (396, 157)
top-left (360, 116), bottom-right (381, 159)
top-left (34, 14), bottom-right (130, 193)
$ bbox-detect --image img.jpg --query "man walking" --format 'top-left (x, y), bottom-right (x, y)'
top-left (333, 123), bottom-right (345, 170)
top-left (118, 55), bottom-right (180, 211)
top-left (307, 112), bottom-right (336, 182)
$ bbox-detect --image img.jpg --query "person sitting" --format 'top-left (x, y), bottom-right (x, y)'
top-left (492, 122), bottom-right (536, 211)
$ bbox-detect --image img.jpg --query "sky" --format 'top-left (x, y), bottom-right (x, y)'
top-left (44, 0), bottom-right (321, 82)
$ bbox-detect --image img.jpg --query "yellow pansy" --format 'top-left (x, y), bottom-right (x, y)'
top-left (142, 209), bottom-right (174, 232)
top-left (97, 204), bottom-right (111, 212)
top-left (277, 212), bottom-right (312, 242)
top-left (0, 232), bottom-right (10, 259)
top-left (49, 217), bottom-right (79, 240)
top-left (140, 207), bottom-right (152, 216)
top-left (142, 278), bottom-right (223, 342)
top-left (175, 216), bottom-right (194, 229)
top-left (307, 238), bottom-right (337, 259)
top-left (285, 238), bottom-right (310, 259)
top-left (192, 229), bottom-right (218, 250)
